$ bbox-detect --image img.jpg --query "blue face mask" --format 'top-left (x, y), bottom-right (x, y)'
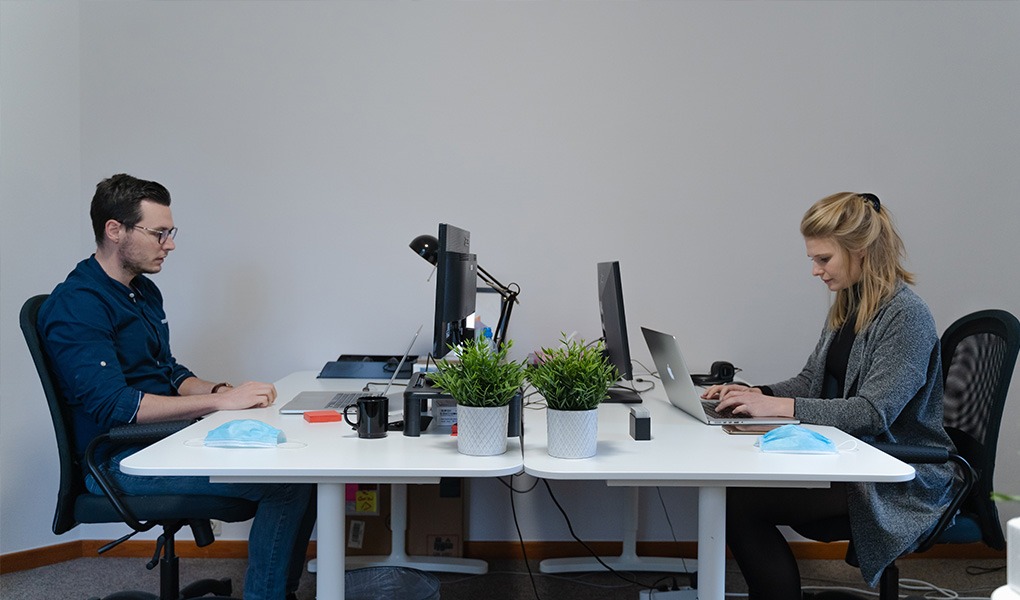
top-left (757, 424), bottom-right (838, 454)
top-left (205, 419), bottom-right (286, 448)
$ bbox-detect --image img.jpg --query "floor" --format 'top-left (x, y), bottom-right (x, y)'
top-left (0, 555), bottom-right (1008, 600)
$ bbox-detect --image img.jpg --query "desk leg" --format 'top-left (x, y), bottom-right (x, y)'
top-left (697, 486), bottom-right (726, 600)
top-left (345, 483), bottom-right (488, 574)
top-left (539, 487), bottom-right (697, 574)
top-left (316, 482), bottom-right (346, 600)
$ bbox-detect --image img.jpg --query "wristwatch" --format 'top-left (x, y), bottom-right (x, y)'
top-left (211, 382), bottom-right (233, 394)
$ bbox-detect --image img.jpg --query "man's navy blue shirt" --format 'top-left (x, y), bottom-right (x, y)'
top-left (38, 256), bottom-right (194, 458)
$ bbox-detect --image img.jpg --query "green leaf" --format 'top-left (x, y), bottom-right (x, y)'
top-left (991, 492), bottom-right (1020, 503)
top-left (428, 337), bottom-right (526, 407)
top-left (525, 335), bottom-right (618, 411)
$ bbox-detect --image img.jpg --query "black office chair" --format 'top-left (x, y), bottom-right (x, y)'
top-left (807, 309), bottom-right (1020, 600)
top-left (21, 294), bottom-right (259, 600)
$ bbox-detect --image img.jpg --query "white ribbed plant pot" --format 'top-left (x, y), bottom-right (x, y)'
top-left (546, 408), bottom-right (598, 459)
top-left (456, 404), bottom-right (509, 456)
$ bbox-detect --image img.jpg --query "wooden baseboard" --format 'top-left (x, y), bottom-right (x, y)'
top-left (1, 539), bottom-right (1003, 575)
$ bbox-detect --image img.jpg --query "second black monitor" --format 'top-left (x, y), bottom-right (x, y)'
top-left (597, 261), bottom-right (641, 403)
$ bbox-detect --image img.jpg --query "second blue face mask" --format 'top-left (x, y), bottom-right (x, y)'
top-left (756, 424), bottom-right (838, 454)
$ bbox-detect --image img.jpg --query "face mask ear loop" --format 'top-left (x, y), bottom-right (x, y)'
top-left (837, 439), bottom-right (859, 452)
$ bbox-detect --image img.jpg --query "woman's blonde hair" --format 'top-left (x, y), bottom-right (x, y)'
top-left (801, 192), bottom-right (914, 333)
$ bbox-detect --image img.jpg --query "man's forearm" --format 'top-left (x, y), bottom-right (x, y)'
top-left (135, 379), bottom-right (275, 423)
top-left (178, 376), bottom-right (230, 396)
top-left (135, 391), bottom-right (224, 423)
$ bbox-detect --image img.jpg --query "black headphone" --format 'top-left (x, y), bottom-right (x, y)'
top-left (690, 361), bottom-right (736, 386)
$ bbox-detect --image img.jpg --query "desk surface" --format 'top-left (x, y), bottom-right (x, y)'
top-left (121, 371), bottom-right (523, 481)
top-left (522, 390), bottom-right (915, 486)
top-left (119, 372), bottom-right (914, 600)
top-left (522, 387), bottom-right (914, 600)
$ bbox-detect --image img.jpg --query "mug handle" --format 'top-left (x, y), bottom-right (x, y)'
top-left (343, 404), bottom-right (359, 428)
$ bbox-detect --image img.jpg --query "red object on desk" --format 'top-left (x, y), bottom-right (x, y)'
top-left (304, 410), bottom-right (342, 423)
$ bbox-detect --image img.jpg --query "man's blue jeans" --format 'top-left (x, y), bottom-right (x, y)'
top-left (87, 446), bottom-right (316, 600)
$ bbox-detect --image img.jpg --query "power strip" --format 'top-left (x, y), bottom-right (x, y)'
top-left (638, 588), bottom-right (698, 600)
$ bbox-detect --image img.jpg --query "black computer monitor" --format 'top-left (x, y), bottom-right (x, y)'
top-left (433, 223), bottom-right (478, 359)
top-left (597, 261), bottom-right (641, 403)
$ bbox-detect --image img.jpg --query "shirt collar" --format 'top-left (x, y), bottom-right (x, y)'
top-left (82, 255), bottom-right (149, 300)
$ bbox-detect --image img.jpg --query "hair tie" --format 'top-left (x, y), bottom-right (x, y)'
top-left (859, 193), bottom-right (881, 213)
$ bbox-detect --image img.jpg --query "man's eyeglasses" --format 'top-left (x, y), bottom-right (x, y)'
top-left (132, 225), bottom-right (178, 245)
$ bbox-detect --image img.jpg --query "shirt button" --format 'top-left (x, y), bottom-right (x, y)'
top-left (100, 361), bottom-right (107, 367)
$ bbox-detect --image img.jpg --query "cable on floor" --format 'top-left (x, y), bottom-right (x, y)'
top-left (510, 473), bottom-right (542, 600)
top-left (542, 479), bottom-right (661, 593)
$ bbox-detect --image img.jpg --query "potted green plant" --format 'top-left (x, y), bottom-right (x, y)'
top-left (429, 337), bottom-right (526, 456)
top-left (526, 336), bottom-right (618, 458)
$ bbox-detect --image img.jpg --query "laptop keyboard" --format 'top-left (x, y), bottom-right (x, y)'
top-left (702, 401), bottom-right (727, 419)
top-left (325, 392), bottom-right (362, 410)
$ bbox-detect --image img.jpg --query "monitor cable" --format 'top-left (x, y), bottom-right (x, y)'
top-left (508, 473), bottom-right (543, 600)
top-left (542, 479), bottom-right (661, 592)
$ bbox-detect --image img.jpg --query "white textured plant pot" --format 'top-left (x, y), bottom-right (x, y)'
top-left (1009, 517), bottom-right (1020, 593)
top-left (546, 408), bottom-right (598, 459)
top-left (456, 404), bottom-right (509, 456)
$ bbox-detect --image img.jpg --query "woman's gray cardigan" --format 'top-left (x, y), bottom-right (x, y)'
top-left (764, 283), bottom-right (957, 587)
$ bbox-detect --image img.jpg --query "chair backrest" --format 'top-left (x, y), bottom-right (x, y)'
top-left (19, 294), bottom-right (84, 535)
top-left (940, 309), bottom-right (1020, 550)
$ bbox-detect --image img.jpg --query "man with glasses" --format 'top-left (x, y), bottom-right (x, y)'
top-left (37, 174), bottom-right (315, 600)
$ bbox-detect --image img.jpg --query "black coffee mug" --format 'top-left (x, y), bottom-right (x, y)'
top-left (343, 395), bottom-right (388, 439)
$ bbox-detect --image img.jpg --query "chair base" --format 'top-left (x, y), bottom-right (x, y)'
top-left (89, 577), bottom-right (235, 600)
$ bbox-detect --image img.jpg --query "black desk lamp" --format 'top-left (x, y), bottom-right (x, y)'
top-left (409, 234), bottom-right (520, 350)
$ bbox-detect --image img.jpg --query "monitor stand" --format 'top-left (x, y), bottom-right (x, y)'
top-left (603, 384), bottom-right (642, 403)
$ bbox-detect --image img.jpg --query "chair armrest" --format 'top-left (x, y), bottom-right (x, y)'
top-left (869, 442), bottom-right (949, 464)
top-left (870, 443), bottom-right (978, 554)
top-left (84, 419), bottom-right (197, 533)
top-left (107, 419), bottom-right (195, 445)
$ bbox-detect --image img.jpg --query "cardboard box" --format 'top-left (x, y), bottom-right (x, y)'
top-left (406, 479), bottom-right (465, 557)
top-left (344, 484), bottom-right (391, 555)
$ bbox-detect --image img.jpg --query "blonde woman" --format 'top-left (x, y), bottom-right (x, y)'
top-left (703, 193), bottom-right (956, 599)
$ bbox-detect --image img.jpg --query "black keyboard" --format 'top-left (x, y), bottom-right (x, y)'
top-left (702, 401), bottom-right (726, 419)
top-left (325, 392), bottom-right (361, 410)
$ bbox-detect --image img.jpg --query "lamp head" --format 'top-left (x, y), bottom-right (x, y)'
top-left (409, 234), bottom-right (439, 266)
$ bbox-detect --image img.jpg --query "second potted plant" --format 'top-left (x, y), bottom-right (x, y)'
top-left (526, 336), bottom-right (618, 459)
top-left (429, 337), bottom-right (527, 456)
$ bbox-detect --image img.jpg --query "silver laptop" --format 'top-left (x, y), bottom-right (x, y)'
top-left (279, 325), bottom-right (422, 414)
top-left (641, 327), bottom-right (799, 426)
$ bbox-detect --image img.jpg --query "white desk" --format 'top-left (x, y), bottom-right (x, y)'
top-left (523, 392), bottom-right (915, 600)
top-left (121, 372), bottom-right (523, 600)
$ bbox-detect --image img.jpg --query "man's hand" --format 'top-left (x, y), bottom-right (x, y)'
top-left (217, 381), bottom-right (278, 409)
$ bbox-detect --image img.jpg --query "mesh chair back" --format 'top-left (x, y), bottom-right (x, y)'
top-left (940, 309), bottom-right (1020, 550)
top-left (19, 294), bottom-right (85, 535)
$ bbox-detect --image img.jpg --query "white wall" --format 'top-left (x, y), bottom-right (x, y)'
top-left (0, 0), bottom-right (88, 553)
top-left (3, 0), bottom-right (1019, 555)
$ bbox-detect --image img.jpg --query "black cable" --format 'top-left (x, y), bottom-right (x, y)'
top-left (541, 479), bottom-right (652, 590)
top-left (613, 379), bottom-right (656, 395)
top-left (632, 359), bottom-right (657, 379)
top-left (364, 381), bottom-right (409, 392)
top-left (510, 473), bottom-right (543, 599)
top-left (655, 487), bottom-right (694, 582)
top-left (965, 564), bottom-right (1005, 576)
top-left (497, 474), bottom-right (541, 494)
